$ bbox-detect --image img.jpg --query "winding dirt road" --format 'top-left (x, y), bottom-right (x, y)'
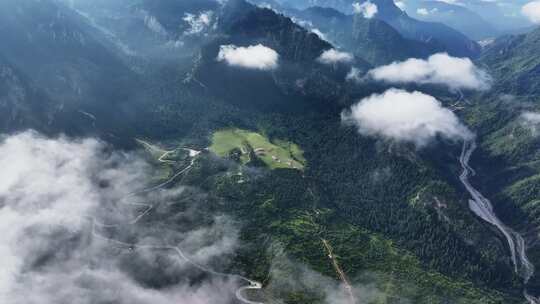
top-left (89, 141), bottom-right (264, 304)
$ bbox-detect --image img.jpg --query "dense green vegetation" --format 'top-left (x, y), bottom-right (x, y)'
top-left (462, 96), bottom-right (540, 292)
top-left (460, 28), bottom-right (540, 290)
top-left (126, 1), bottom-right (530, 299)
top-left (4, 0), bottom-right (540, 302)
top-left (137, 89), bottom-right (523, 301)
top-left (140, 141), bottom-right (520, 303)
top-left (480, 27), bottom-right (540, 96)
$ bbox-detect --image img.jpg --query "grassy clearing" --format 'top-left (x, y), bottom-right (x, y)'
top-left (209, 128), bottom-right (306, 170)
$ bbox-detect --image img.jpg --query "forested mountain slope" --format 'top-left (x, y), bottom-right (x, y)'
top-left (0, 0), bottom-right (149, 139)
top-left (193, 0), bottom-right (360, 112)
top-left (2, 0), bottom-right (539, 303)
top-left (460, 25), bottom-right (540, 293)
top-left (142, 1), bottom-right (526, 302)
top-left (480, 27), bottom-right (540, 97)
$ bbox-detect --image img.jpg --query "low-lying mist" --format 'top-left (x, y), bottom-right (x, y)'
top-left (0, 131), bottom-right (241, 304)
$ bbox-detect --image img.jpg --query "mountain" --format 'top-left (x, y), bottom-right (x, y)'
top-left (290, 6), bottom-right (440, 65)
top-left (272, 0), bottom-right (359, 11)
top-left (273, 0), bottom-right (481, 58)
top-left (0, 0), bottom-right (149, 139)
top-left (135, 1), bottom-right (528, 301)
top-left (449, 26), bottom-right (540, 293)
top-left (0, 56), bottom-right (56, 132)
top-left (480, 27), bottom-right (540, 96)
top-left (62, 0), bottom-right (220, 60)
top-left (187, 4), bottom-right (526, 296)
top-left (3, 0), bottom-right (540, 303)
top-left (191, 0), bottom-right (364, 112)
top-left (367, 0), bottom-right (481, 58)
top-left (406, 0), bottom-right (498, 40)
top-left (403, 0), bottom-right (533, 33)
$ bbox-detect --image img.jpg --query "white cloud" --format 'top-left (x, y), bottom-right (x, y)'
top-left (217, 44), bottom-right (279, 70)
top-left (368, 53), bottom-right (491, 91)
top-left (416, 7), bottom-right (440, 16)
top-left (522, 1), bottom-right (540, 23)
top-left (311, 28), bottom-right (328, 41)
top-left (342, 89), bottom-right (473, 147)
top-left (395, 1), bottom-right (406, 10)
top-left (346, 67), bottom-right (363, 82)
top-left (522, 112), bottom-right (540, 124)
top-left (183, 11), bottom-right (214, 35)
top-left (256, 2), bottom-right (277, 10)
top-left (353, 1), bottom-right (378, 18)
top-left (0, 131), bottom-right (241, 303)
top-left (417, 8), bottom-right (430, 15)
top-left (521, 111), bottom-right (540, 135)
top-left (436, 0), bottom-right (463, 5)
top-left (317, 49), bottom-right (354, 65)
top-left (291, 17), bottom-right (313, 28)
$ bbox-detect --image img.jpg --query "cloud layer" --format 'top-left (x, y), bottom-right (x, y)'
top-left (342, 89), bottom-right (473, 147)
top-left (522, 1), bottom-right (540, 23)
top-left (0, 131), bottom-right (240, 304)
top-left (317, 49), bottom-right (354, 65)
top-left (217, 44), bottom-right (279, 70)
top-left (368, 53), bottom-right (491, 91)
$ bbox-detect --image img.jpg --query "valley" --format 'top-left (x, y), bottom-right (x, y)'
top-left (1, 0), bottom-right (540, 303)
top-left (460, 140), bottom-right (536, 302)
